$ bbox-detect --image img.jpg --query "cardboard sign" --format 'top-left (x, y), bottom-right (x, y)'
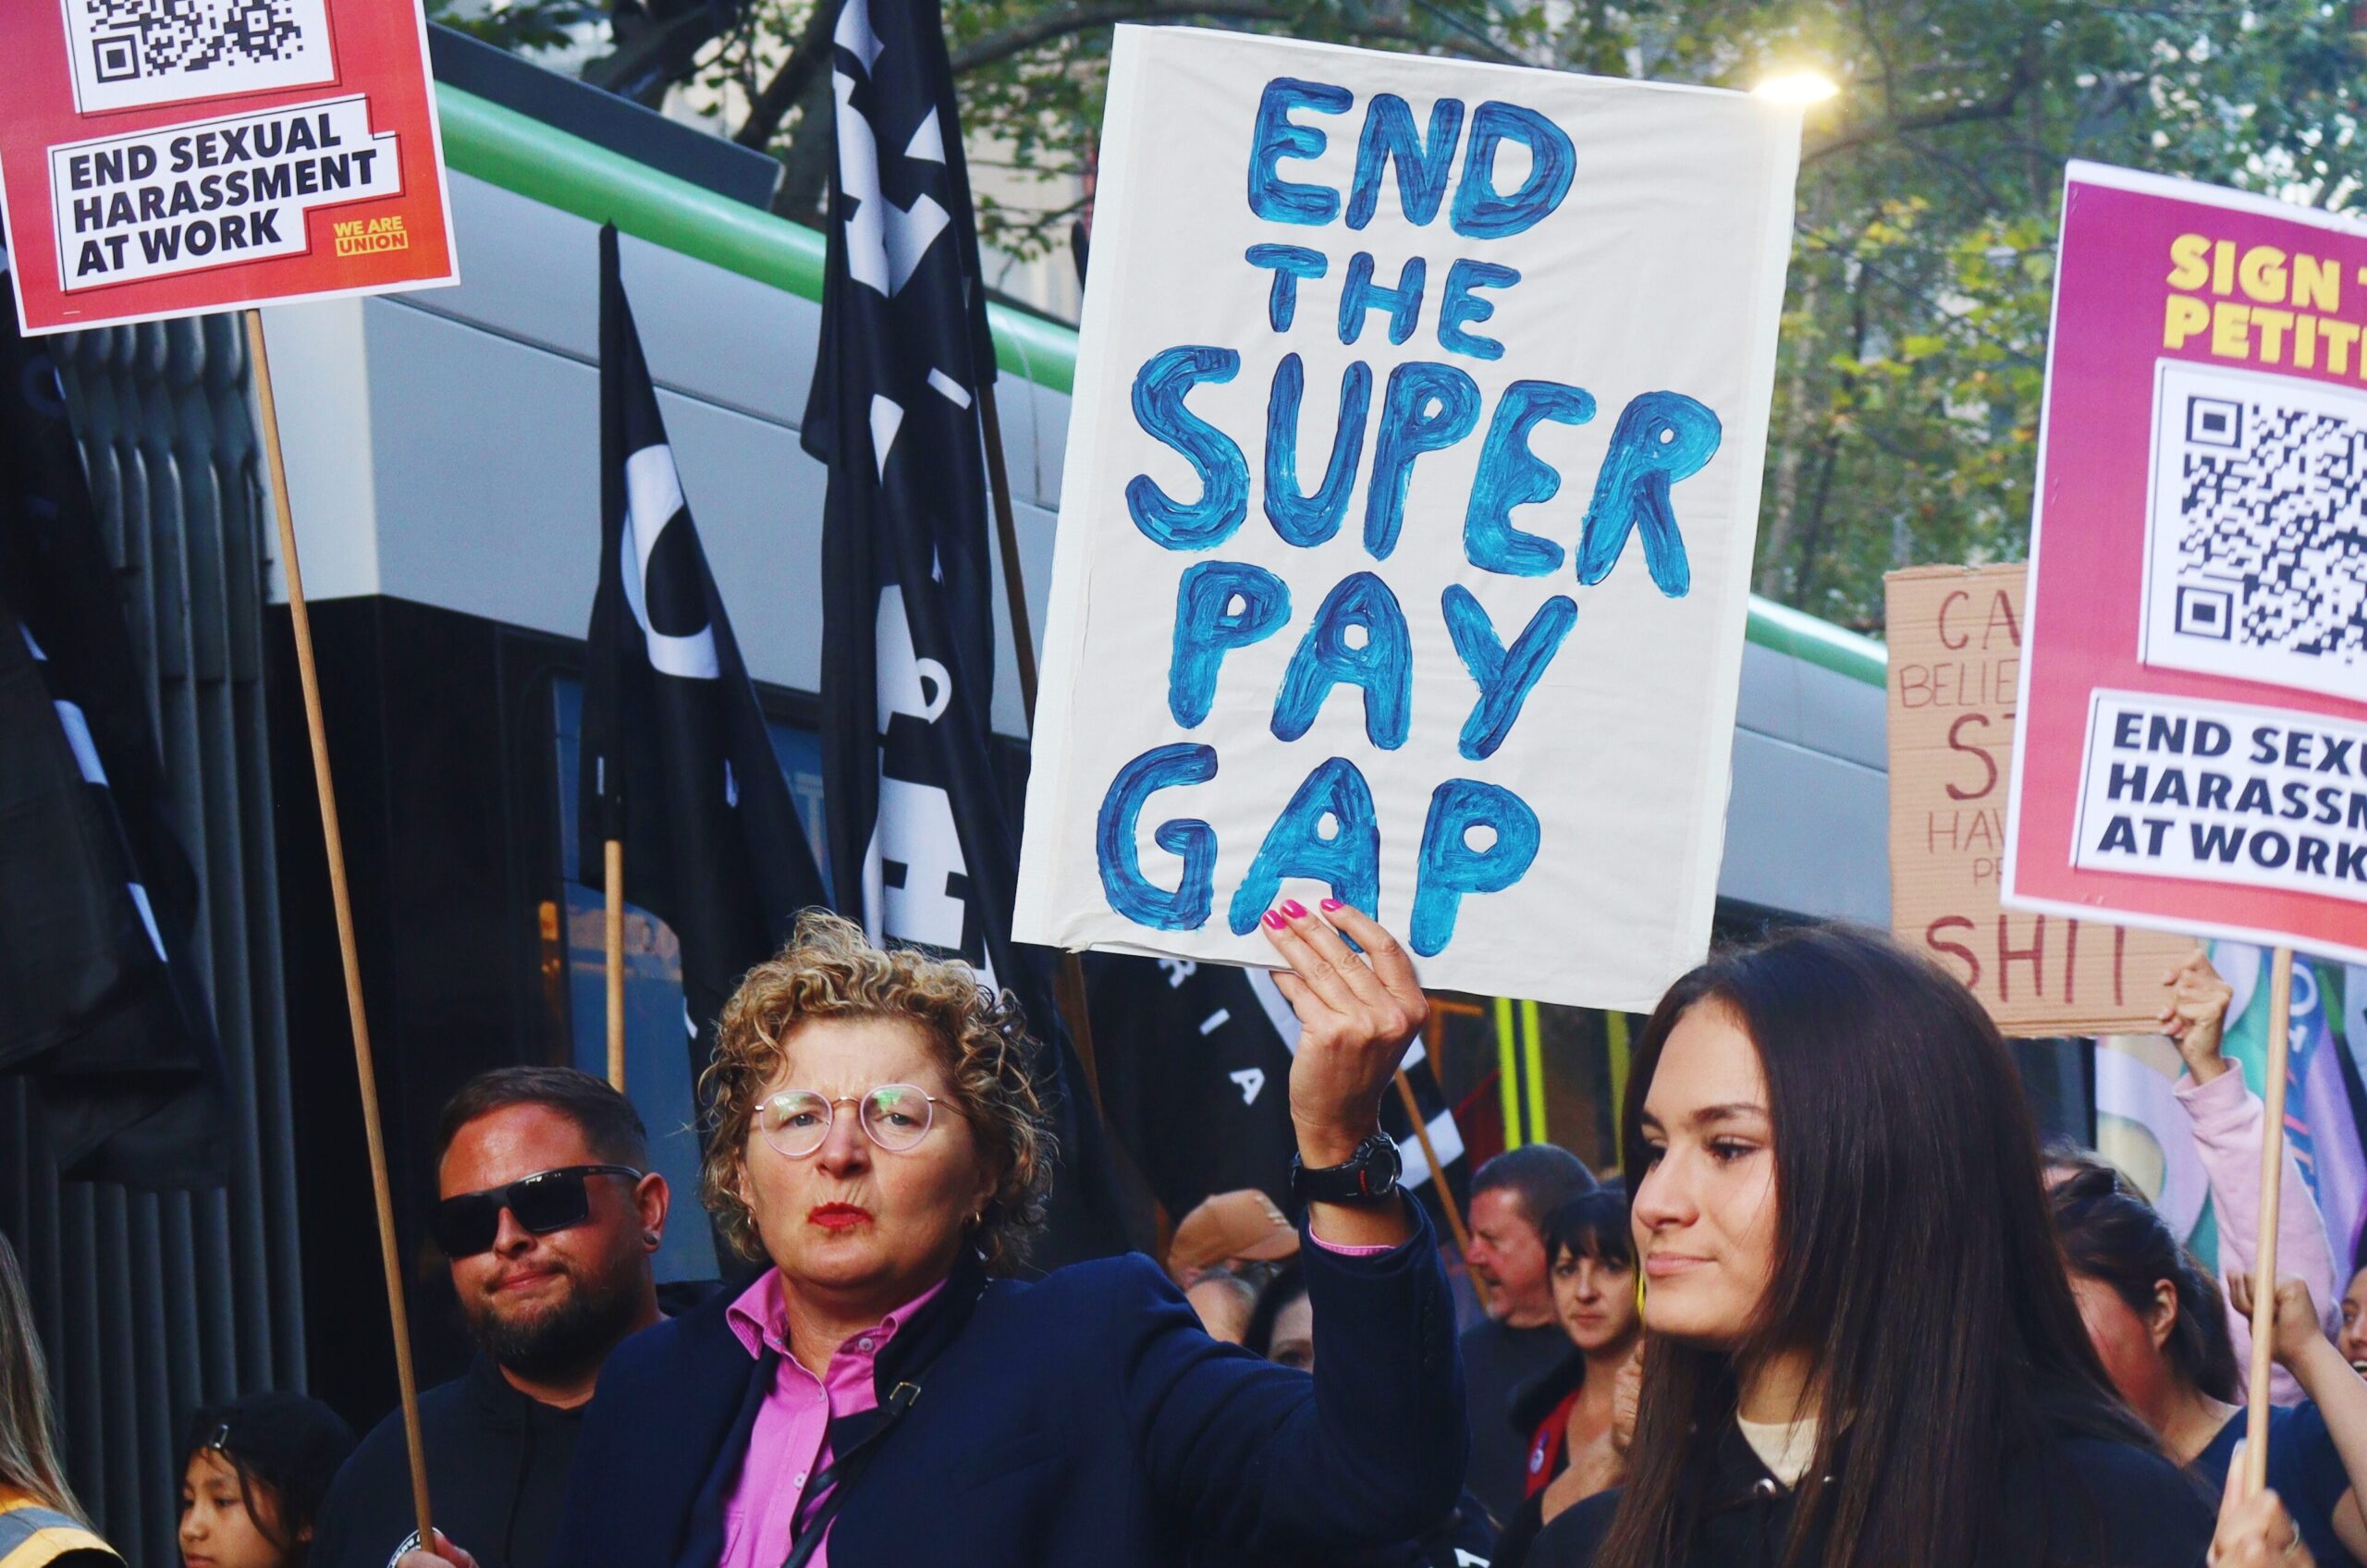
top-left (1887, 564), bottom-right (2194, 1034)
top-left (2004, 163), bottom-right (2367, 965)
top-left (0, 0), bottom-right (455, 335)
top-left (1013, 29), bottom-right (1800, 1011)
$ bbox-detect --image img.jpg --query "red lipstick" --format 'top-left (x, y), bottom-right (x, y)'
top-left (809, 1203), bottom-right (872, 1230)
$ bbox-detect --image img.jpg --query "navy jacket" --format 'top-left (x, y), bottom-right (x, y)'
top-left (547, 1208), bottom-right (1466, 1568)
top-left (1530, 1413), bottom-right (2213, 1568)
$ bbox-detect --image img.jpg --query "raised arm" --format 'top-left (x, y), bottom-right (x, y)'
top-left (2166, 950), bottom-right (2339, 1403)
top-left (1261, 900), bottom-right (1428, 1247)
top-left (2228, 1273), bottom-right (2367, 1562)
top-left (1126, 900), bottom-right (1466, 1552)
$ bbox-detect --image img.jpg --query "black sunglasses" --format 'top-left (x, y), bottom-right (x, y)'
top-left (431, 1165), bottom-right (643, 1259)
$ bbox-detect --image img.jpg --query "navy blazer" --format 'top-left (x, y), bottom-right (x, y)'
top-left (546, 1207), bottom-right (1466, 1567)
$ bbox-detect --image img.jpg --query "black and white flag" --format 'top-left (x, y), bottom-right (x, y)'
top-left (805, 0), bottom-right (1127, 1260)
top-left (578, 224), bottom-right (831, 1068)
top-left (0, 227), bottom-right (229, 1188)
top-left (1089, 954), bottom-right (1468, 1222)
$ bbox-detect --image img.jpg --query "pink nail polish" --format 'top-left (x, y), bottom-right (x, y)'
top-left (1320, 898), bottom-right (1343, 912)
top-left (1263, 909), bottom-right (1286, 930)
top-left (1280, 899), bottom-right (1306, 919)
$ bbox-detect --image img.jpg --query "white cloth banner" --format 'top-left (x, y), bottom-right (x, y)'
top-left (1013, 28), bottom-right (1800, 1010)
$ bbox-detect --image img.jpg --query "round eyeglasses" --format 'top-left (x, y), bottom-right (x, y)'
top-left (756, 1084), bottom-right (945, 1158)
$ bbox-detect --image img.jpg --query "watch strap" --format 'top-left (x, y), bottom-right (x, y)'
top-left (1290, 1132), bottom-right (1402, 1205)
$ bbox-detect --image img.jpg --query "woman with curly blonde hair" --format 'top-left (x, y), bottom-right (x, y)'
top-left (533, 900), bottom-right (1466, 1568)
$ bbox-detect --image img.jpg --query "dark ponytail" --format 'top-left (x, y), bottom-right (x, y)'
top-left (2050, 1162), bottom-right (2240, 1403)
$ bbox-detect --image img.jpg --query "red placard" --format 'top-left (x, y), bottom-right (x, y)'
top-left (0, 0), bottom-right (455, 336)
top-left (2004, 161), bottom-right (2367, 964)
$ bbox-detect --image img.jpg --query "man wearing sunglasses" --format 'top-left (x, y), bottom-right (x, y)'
top-left (312, 1067), bottom-right (670, 1568)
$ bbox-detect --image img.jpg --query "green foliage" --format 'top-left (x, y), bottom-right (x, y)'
top-left (428, 0), bottom-right (608, 55)
top-left (918, 0), bottom-right (2365, 630)
top-left (516, 0), bottom-right (2367, 631)
top-left (1518, 0), bottom-right (2364, 630)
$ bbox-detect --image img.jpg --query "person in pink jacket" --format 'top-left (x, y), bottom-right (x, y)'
top-left (2161, 949), bottom-right (2341, 1405)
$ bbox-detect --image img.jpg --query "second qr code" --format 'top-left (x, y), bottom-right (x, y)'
top-left (2140, 357), bottom-right (2367, 703)
top-left (57, 0), bottom-right (335, 115)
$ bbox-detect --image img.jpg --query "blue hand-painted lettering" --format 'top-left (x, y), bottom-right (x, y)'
top-left (1337, 252), bottom-right (1427, 348)
top-left (1576, 390), bottom-right (1720, 596)
top-left (1245, 243), bottom-right (1328, 332)
top-left (1411, 777), bottom-right (1540, 954)
top-left (1227, 756), bottom-right (1381, 935)
top-left (1346, 94), bottom-right (1465, 229)
top-left (1464, 379), bottom-right (1593, 576)
top-left (1169, 560), bottom-right (1292, 727)
top-left (1248, 79), bottom-right (1353, 225)
top-left (1365, 361), bottom-right (1481, 559)
top-left (1436, 259), bottom-right (1520, 361)
top-left (1127, 346), bottom-right (1250, 550)
top-left (1265, 354), bottom-right (1371, 547)
top-left (1449, 102), bottom-right (1574, 239)
top-left (1271, 570), bottom-right (1411, 749)
top-left (1441, 585), bottom-right (1576, 759)
top-left (1097, 743), bottom-right (1220, 930)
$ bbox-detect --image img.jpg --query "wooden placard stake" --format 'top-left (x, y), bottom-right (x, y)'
top-left (245, 309), bottom-right (434, 1546)
top-left (604, 839), bottom-right (626, 1092)
top-left (2241, 945), bottom-right (2298, 1498)
top-left (978, 379), bottom-right (1102, 1111)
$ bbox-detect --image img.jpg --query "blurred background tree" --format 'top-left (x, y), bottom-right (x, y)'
top-left (434, 0), bottom-right (2365, 631)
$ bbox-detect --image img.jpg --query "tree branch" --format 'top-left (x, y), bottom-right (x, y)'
top-left (952, 0), bottom-right (1291, 70)
top-left (735, 0), bottom-right (843, 151)
top-left (1802, 52), bottom-right (2037, 166)
top-left (949, 0), bottom-right (1520, 75)
top-left (739, 0), bottom-right (1520, 155)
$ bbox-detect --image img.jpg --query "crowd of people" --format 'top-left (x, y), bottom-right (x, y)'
top-left (2, 903), bottom-right (2363, 1568)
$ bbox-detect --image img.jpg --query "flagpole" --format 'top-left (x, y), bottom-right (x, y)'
top-left (977, 383), bottom-right (1042, 723)
top-left (1395, 1059), bottom-right (1488, 1317)
top-left (977, 380), bottom-right (1102, 1110)
top-left (2241, 945), bottom-right (2298, 1498)
top-left (244, 309), bottom-right (435, 1546)
top-left (604, 839), bottom-right (625, 1092)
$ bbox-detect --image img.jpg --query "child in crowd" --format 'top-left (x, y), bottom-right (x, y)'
top-left (178, 1392), bottom-right (354, 1568)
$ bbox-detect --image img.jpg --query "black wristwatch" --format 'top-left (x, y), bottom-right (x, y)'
top-left (1289, 1132), bottom-right (1403, 1206)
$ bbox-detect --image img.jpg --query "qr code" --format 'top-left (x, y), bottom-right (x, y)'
top-left (2142, 359), bottom-right (2367, 703)
top-left (57, 0), bottom-right (334, 114)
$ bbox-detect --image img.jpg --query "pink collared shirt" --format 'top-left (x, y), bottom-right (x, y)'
top-left (717, 1226), bottom-right (1387, 1567)
top-left (717, 1269), bottom-right (948, 1568)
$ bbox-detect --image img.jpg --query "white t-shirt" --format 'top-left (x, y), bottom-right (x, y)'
top-left (1735, 1413), bottom-right (1820, 1488)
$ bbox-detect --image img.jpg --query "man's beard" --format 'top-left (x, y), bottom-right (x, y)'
top-left (464, 1261), bottom-right (642, 1382)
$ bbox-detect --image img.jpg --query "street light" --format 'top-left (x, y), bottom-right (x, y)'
top-left (1753, 71), bottom-right (1840, 104)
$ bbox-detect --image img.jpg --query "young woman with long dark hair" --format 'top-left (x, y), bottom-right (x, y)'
top-left (1526, 924), bottom-right (2294, 1568)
